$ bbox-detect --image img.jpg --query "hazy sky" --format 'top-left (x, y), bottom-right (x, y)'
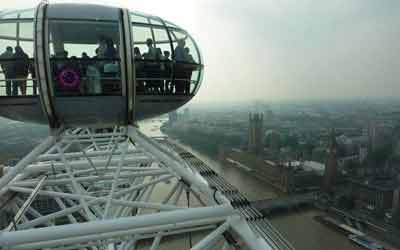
top-left (3, 0), bottom-right (400, 102)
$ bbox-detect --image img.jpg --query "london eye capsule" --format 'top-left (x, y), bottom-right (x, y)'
top-left (0, 3), bottom-right (204, 128)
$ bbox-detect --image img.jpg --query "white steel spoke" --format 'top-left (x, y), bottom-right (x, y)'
top-left (6, 175), bottom-right (47, 231)
top-left (0, 126), bottom-right (278, 250)
top-left (49, 187), bottom-right (78, 224)
top-left (104, 141), bottom-right (127, 219)
top-left (0, 137), bottom-right (54, 195)
top-left (172, 182), bottom-right (184, 205)
top-left (150, 234), bottom-right (162, 250)
top-left (162, 180), bottom-right (180, 204)
top-left (190, 220), bottom-right (232, 250)
top-left (56, 144), bottom-right (96, 221)
top-left (14, 198), bottom-right (52, 227)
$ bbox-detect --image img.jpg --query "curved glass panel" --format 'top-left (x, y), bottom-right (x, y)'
top-left (130, 12), bottom-right (203, 96)
top-left (153, 27), bottom-right (172, 58)
top-left (130, 12), bottom-right (163, 26)
top-left (132, 23), bottom-right (172, 95)
top-left (0, 23), bottom-right (17, 38)
top-left (130, 13), bottom-right (149, 24)
top-left (0, 9), bottom-right (34, 19)
top-left (0, 11), bottom-right (18, 19)
top-left (47, 4), bottom-right (119, 21)
top-left (0, 11), bottom-right (36, 96)
top-left (194, 66), bottom-right (204, 95)
top-left (131, 12), bottom-right (169, 95)
top-left (164, 20), bottom-right (179, 29)
top-left (19, 22), bottom-right (34, 40)
top-left (149, 18), bottom-right (163, 26)
top-left (171, 30), bottom-right (200, 64)
top-left (132, 26), bottom-right (153, 45)
top-left (18, 9), bottom-right (35, 19)
top-left (49, 19), bottom-right (122, 96)
top-left (170, 30), bottom-right (202, 95)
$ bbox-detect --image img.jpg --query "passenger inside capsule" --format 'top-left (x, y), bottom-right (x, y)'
top-left (0, 9), bottom-right (203, 99)
top-left (48, 20), bottom-right (122, 96)
top-left (0, 46), bottom-right (31, 96)
top-left (133, 37), bottom-right (197, 95)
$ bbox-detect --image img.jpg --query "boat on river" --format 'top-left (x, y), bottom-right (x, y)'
top-left (348, 234), bottom-right (384, 250)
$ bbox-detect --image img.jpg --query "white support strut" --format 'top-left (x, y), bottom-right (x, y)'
top-left (0, 126), bottom-right (279, 250)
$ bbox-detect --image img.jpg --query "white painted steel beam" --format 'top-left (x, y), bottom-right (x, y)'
top-left (127, 127), bottom-right (229, 205)
top-left (12, 170), bottom-right (169, 187)
top-left (104, 142), bottom-right (128, 219)
top-left (15, 156), bottom-right (152, 175)
top-left (6, 175), bottom-right (47, 231)
top-left (0, 137), bottom-right (54, 194)
top-left (0, 205), bottom-right (233, 247)
top-left (38, 149), bottom-right (142, 161)
top-left (8, 223), bottom-right (219, 250)
top-left (0, 126), bottom-right (274, 250)
top-left (150, 234), bottom-right (162, 250)
top-left (190, 220), bottom-right (232, 250)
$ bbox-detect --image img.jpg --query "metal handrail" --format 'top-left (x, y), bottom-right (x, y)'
top-left (0, 78), bottom-right (36, 82)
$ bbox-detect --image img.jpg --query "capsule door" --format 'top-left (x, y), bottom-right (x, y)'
top-left (45, 7), bottom-right (128, 127)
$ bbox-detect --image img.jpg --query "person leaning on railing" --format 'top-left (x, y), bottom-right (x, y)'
top-left (0, 46), bottom-right (16, 96)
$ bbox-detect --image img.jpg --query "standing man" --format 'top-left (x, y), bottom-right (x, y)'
top-left (0, 46), bottom-right (15, 96)
top-left (13, 46), bottom-right (29, 96)
top-left (173, 39), bottom-right (187, 94)
top-left (144, 38), bottom-right (157, 60)
top-left (173, 39), bottom-right (186, 62)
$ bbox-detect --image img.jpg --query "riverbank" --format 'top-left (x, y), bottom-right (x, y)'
top-left (157, 122), bottom-right (364, 250)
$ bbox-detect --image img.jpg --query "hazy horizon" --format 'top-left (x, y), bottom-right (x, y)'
top-left (2, 0), bottom-right (399, 103)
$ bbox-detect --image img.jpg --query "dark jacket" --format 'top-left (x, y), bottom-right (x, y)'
top-left (13, 51), bottom-right (29, 77)
top-left (0, 51), bottom-right (15, 76)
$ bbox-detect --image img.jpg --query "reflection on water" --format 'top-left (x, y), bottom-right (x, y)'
top-left (271, 211), bottom-right (361, 250)
top-left (139, 118), bottom-right (362, 250)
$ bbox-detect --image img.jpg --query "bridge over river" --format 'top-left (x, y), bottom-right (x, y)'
top-left (252, 193), bottom-right (317, 215)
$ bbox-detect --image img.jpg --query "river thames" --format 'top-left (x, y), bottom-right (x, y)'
top-left (140, 118), bottom-right (362, 250)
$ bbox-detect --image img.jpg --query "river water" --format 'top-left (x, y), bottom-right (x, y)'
top-left (139, 118), bottom-right (362, 250)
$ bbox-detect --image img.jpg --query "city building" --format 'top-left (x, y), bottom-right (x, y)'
top-left (323, 129), bottom-right (338, 192)
top-left (220, 148), bottom-right (323, 193)
top-left (349, 179), bottom-right (396, 213)
top-left (366, 121), bottom-right (394, 153)
top-left (248, 113), bottom-right (264, 155)
top-left (265, 130), bottom-right (281, 153)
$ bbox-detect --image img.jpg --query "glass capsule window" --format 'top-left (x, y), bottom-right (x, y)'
top-left (0, 8), bottom-right (204, 98)
top-left (48, 19), bottom-right (122, 97)
top-left (130, 12), bottom-right (203, 96)
top-left (0, 10), bottom-right (36, 96)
